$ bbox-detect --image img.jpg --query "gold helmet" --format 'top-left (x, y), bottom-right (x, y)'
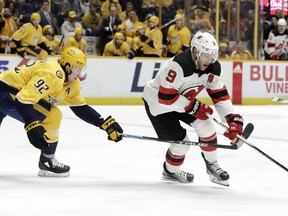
top-left (117, 24), bottom-right (125, 31)
top-left (59, 47), bottom-right (87, 76)
top-left (42, 25), bottom-right (52, 35)
top-left (74, 27), bottom-right (83, 36)
top-left (114, 32), bottom-right (125, 40)
top-left (149, 16), bottom-right (159, 25)
top-left (31, 12), bottom-right (41, 21)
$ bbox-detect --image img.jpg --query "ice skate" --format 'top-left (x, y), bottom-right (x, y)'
top-left (201, 152), bottom-right (229, 186)
top-left (38, 154), bottom-right (70, 177)
top-left (162, 162), bottom-right (194, 183)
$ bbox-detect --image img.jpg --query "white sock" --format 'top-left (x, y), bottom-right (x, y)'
top-left (202, 150), bottom-right (217, 163)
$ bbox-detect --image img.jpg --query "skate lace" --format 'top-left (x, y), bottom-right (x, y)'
top-left (208, 161), bottom-right (223, 174)
top-left (51, 158), bottom-right (65, 168)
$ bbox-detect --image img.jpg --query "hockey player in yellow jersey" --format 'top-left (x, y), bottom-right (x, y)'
top-left (139, 15), bottom-right (163, 57)
top-left (63, 27), bottom-right (87, 53)
top-left (12, 13), bottom-right (51, 60)
top-left (166, 14), bottom-right (191, 57)
top-left (42, 25), bottom-right (61, 55)
top-left (103, 32), bottom-right (134, 59)
top-left (0, 47), bottom-right (123, 177)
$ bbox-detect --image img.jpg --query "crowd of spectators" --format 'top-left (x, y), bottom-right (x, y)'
top-left (0, 0), bottom-right (287, 60)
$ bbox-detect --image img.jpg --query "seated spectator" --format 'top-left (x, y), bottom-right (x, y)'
top-left (61, 11), bottom-right (83, 38)
top-left (231, 40), bottom-right (253, 60)
top-left (194, 8), bottom-right (214, 32)
top-left (218, 42), bottom-right (230, 59)
top-left (81, 2), bottom-right (102, 36)
top-left (123, 9), bottom-right (143, 38)
top-left (101, 0), bottom-right (122, 17)
top-left (0, 6), bottom-right (18, 54)
top-left (264, 18), bottom-right (288, 60)
top-left (63, 27), bottom-right (87, 53)
top-left (103, 32), bottom-right (134, 59)
top-left (166, 13), bottom-right (191, 57)
top-left (118, 1), bottom-right (134, 22)
top-left (42, 25), bottom-right (61, 55)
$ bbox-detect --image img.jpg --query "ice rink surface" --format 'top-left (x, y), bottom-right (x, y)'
top-left (0, 104), bottom-right (287, 216)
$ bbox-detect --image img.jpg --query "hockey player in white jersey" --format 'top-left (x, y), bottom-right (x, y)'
top-left (265, 18), bottom-right (288, 60)
top-left (142, 30), bottom-right (244, 186)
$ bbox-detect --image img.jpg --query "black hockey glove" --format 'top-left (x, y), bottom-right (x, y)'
top-left (127, 52), bottom-right (134, 60)
top-left (25, 120), bottom-right (50, 149)
top-left (224, 114), bottom-right (243, 139)
top-left (140, 34), bottom-right (148, 42)
top-left (101, 116), bottom-right (123, 142)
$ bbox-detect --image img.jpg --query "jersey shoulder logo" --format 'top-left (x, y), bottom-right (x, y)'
top-left (56, 70), bottom-right (63, 79)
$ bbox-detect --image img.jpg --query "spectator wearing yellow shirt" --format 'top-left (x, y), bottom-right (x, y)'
top-left (101, 0), bottom-right (122, 18)
top-left (231, 40), bottom-right (253, 60)
top-left (218, 43), bottom-right (230, 59)
top-left (81, 2), bottom-right (102, 36)
top-left (123, 9), bottom-right (143, 38)
top-left (166, 14), bottom-right (191, 57)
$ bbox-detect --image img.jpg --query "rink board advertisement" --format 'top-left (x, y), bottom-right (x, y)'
top-left (0, 55), bottom-right (285, 105)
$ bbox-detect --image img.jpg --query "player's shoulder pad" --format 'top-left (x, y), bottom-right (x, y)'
top-left (205, 60), bottom-right (221, 76)
top-left (172, 50), bottom-right (196, 77)
top-left (46, 60), bottom-right (65, 80)
top-left (22, 23), bottom-right (32, 28)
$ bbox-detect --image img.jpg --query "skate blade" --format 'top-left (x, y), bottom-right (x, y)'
top-left (38, 169), bottom-right (70, 177)
top-left (161, 175), bottom-right (193, 183)
top-left (209, 175), bottom-right (229, 187)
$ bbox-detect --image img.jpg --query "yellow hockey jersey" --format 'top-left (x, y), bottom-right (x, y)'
top-left (103, 40), bottom-right (131, 56)
top-left (167, 24), bottom-right (191, 54)
top-left (143, 28), bottom-right (162, 56)
top-left (12, 23), bottom-right (44, 47)
top-left (43, 36), bottom-right (61, 55)
top-left (63, 37), bottom-right (87, 53)
top-left (0, 60), bottom-right (86, 106)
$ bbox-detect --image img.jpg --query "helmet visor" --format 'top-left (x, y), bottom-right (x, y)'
top-left (199, 52), bottom-right (218, 63)
top-left (72, 65), bottom-right (87, 77)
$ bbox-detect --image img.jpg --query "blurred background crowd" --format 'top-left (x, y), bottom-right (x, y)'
top-left (0, 0), bottom-right (287, 60)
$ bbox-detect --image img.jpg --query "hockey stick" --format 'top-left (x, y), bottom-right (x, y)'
top-left (146, 7), bottom-right (196, 36)
top-left (119, 133), bottom-right (238, 150)
top-left (211, 117), bottom-right (288, 172)
top-left (272, 97), bottom-right (288, 104)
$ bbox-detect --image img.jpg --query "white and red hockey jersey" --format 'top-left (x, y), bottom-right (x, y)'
top-left (265, 28), bottom-right (288, 57)
top-left (142, 50), bottom-right (234, 121)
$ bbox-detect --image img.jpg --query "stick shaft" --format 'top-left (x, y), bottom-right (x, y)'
top-left (212, 117), bottom-right (288, 172)
top-left (119, 133), bottom-right (237, 149)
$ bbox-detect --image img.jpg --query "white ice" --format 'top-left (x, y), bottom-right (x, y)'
top-left (0, 105), bottom-right (287, 216)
